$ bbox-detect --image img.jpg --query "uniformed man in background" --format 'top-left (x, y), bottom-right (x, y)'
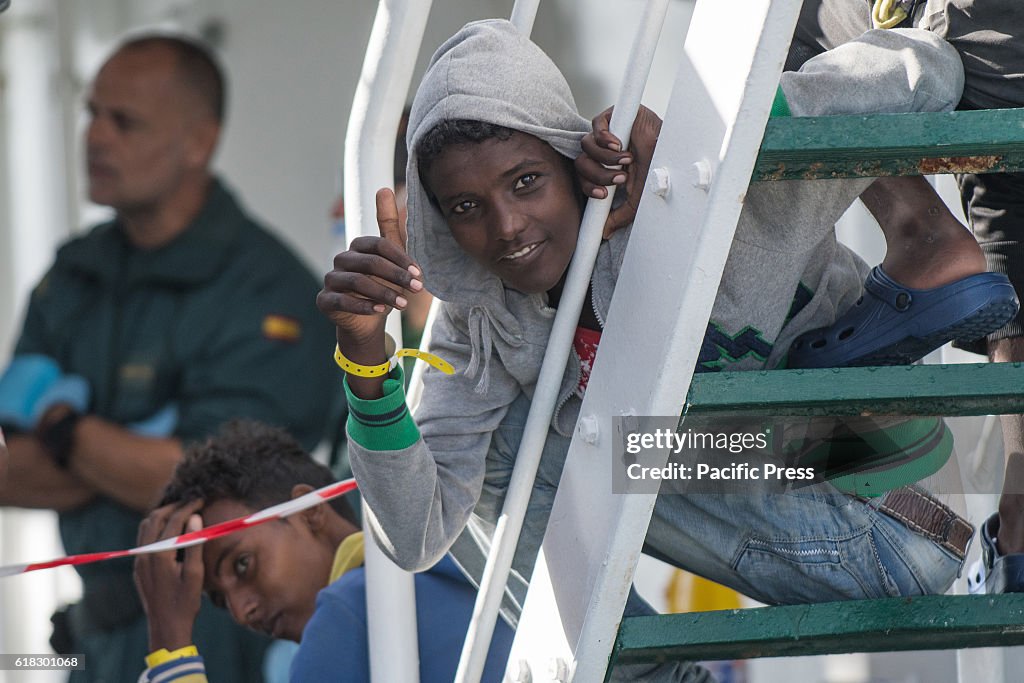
top-left (0, 34), bottom-right (338, 682)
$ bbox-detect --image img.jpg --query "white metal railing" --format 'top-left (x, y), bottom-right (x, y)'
top-left (509, 1), bottom-right (803, 679)
top-left (342, 1), bottom-right (433, 681)
top-left (452, 2), bottom-right (671, 681)
top-left (509, 0), bottom-right (541, 34)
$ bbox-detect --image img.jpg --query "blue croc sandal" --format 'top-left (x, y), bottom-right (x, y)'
top-left (788, 267), bottom-right (1019, 369)
top-left (967, 513), bottom-right (1024, 594)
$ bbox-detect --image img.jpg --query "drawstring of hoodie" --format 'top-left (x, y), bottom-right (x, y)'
top-left (466, 307), bottom-right (495, 394)
top-left (464, 304), bottom-right (528, 394)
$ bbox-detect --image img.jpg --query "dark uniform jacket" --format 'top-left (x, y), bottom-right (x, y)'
top-left (15, 179), bottom-right (338, 682)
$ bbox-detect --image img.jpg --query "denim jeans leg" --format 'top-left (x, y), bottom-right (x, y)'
top-left (643, 481), bottom-right (963, 606)
top-left (455, 403), bottom-right (962, 682)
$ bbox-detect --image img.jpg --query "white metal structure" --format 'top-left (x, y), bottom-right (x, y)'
top-left (453, 4), bottom-right (671, 680)
top-left (509, 0), bottom-right (541, 34)
top-left (366, 0), bottom-right (803, 680)
top-left (508, 1), bottom-right (803, 680)
top-left (342, 1), bottom-right (433, 680)
top-left (347, 1), bottom-right (1001, 682)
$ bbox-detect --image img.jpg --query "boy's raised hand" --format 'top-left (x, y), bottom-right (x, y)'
top-left (575, 105), bottom-right (662, 237)
top-left (134, 500), bottom-right (205, 653)
top-left (316, 188), bottom-right (424, 377)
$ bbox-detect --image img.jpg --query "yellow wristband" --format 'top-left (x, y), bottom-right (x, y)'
top-left (334, 336), bottom-right (455, 378)
top-left (145, 645), bottom-right (199, 669)
top-left (333, 345), bottom-right (391, 377)
top-left (393, 348), bottom-right (455, 375)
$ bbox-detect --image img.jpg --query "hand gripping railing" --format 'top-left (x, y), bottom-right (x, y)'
top-left (453, 2), bottom-right (671, 681)
top-left (342, 1), bottom-right (432, 681)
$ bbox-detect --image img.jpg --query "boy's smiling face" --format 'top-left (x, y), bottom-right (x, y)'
top-left (424, 131), bottom-right (583, 295)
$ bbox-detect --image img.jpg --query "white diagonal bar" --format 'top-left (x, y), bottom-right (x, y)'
top-left (509, 1), bottom-right (803, 681)
top-left (510, 0), bottom-right (541, 35)
top-left (454, 2), bottom-right (671, 682)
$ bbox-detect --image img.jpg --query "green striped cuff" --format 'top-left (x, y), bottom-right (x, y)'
top-left (344, 364), bottom-right (421, 451)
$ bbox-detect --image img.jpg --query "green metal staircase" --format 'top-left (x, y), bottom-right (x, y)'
top-left (606, 108), bottom-right (1024, 679)
top-left (756, 108), bottom-right (1024, 181)
top-left (689, 362), bottom-right (1024, 417)
top-left (613, 595), bottom-right (1024, 667)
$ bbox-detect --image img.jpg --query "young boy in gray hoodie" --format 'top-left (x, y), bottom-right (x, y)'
top-left (318, 19), bottom-right (976, 681)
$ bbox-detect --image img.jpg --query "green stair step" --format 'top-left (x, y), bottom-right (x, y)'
top-left (686, 362), bottom-right (1024, 417)
top-left (610, 594), bottom-right (1024, 671)
top-left (754, 108), bottom-right (1024, 181)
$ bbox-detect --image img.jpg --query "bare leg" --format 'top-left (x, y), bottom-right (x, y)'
top-left (990, 337), bottom-right (1024, 554)
top-left (859, 176), bottom-right (987, 289)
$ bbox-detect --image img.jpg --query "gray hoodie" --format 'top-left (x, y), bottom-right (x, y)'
top-left (348, 19), bottom-right (867, 572)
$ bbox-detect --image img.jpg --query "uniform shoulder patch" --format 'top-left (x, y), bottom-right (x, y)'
top-left (262, 314), bottom-right (302, 343)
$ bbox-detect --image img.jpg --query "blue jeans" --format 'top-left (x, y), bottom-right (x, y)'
top-left (451, 393), bottom-right (964, 682)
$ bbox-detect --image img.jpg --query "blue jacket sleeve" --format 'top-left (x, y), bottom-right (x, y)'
top-left (290, 574), bottom-right (371, 682)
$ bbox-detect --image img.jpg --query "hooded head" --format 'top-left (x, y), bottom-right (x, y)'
top-left (405, 19), bottom-right (590, 306)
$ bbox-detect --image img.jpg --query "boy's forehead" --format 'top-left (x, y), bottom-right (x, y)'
top-left (424, 131), bottom-right (567, 192)
top-left (428, 127), bottom-right (559, 164)
top-left (201, 501), bottom-right (272, 583)
top-left (199, 499), bottom-right (261, 566)
top-left (202, 497), bottom-right (255, 525)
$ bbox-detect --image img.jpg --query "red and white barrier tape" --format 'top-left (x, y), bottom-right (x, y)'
top-left (0, 478), bottom-right (358, 578)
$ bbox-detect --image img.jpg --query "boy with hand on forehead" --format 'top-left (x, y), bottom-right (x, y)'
top-left (319, 19), bottom-right (975, 681)
top-left (133, 420), bottom-right (513, 683)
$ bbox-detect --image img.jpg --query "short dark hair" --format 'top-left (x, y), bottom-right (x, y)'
top-left (118, 34), bottom-right (226, 122)
top-left (159, 420), bottom-right (359, 526)
top-left (416, 119), bottom-right (516, 174)
top-left (416, 119), bottom-right (584, 211)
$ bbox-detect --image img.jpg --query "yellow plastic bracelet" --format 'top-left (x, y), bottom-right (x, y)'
top-left (334, 336), bottom-right (455, 378)
top-left (145, 644), bottom-right (199, 669)
top-left (394, 347), bottom-right (456, 375)
top-left (333, 345), bottom-right (391, 377)
top-left (871, 0), bottom-right (908, 29)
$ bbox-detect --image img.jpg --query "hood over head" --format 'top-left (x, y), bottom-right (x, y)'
top-left (405, 18), bottom-right (590, 308)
